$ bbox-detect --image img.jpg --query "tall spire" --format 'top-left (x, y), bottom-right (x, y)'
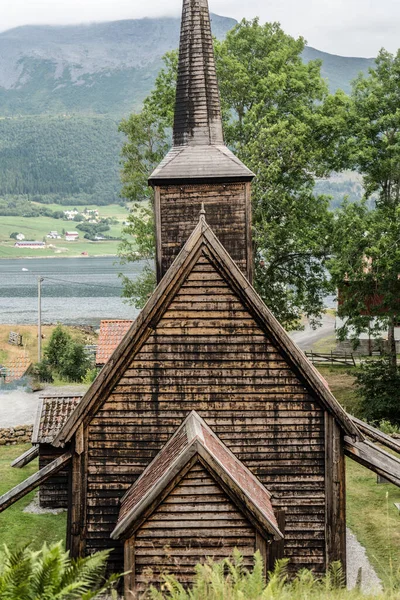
top-left (173, 0), bottom-right (224, 147)
top-left (149, 0), bottom-right (253, 182)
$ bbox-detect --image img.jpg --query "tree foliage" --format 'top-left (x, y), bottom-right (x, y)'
top-left (42, 325), bottom-right (91, 383)
top-left (329, 50), bottom-right (400, 368)
top-left (119, 20), bottom-right (339, 330)
top-left (355, 358), bottom-right (400, 425)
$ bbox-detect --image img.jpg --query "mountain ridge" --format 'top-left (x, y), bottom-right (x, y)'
top-left (0, 15), bottom-right (375, 116)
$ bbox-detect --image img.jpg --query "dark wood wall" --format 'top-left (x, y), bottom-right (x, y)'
top-left (39, 445), bottom-right (69, 509)
top-left (126, 461), bottom-right (258, 593)
top-left (155, 183), bottom-right (252, 282)
top-left (84, 254), bottom-right (332, 575)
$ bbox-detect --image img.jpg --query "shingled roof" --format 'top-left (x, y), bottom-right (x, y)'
top-left (111, 411), bottom-right (282, 541)
top-left (32, 394), bottom-right (83, 445)
top-left (149, 0), bottom-right (253, 182)
top-left (0, 355), bottom-right (32, 384)
top-left (95, 320), bottom-right (133, 366)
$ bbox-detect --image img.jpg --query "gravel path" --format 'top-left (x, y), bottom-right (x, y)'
top-left (346, 528), bottom-right (382, 594)
top-left (0, 384), bottom-right (88, 427)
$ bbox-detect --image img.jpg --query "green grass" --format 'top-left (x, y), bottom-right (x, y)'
top-left (318, 365), bottom-right (362, 416)
top-left (346, 458), bottom-right (400, 588)
top-left (0, 445), bottom-right (66, 550)
top-left (0, 203), bottom-right (133, 259)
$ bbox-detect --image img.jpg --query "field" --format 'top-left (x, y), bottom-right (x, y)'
top-left (0, 324), bottom-right (98, 365)
top-left (0, 203), bottom-right (132, 259)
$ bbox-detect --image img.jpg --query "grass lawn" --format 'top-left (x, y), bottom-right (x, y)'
top-left (0, 445), bottom-right (66, 550)
top-left (318, 364), bottom-right (362, 416)
top-left (346, 458), bottom-right (400, 587)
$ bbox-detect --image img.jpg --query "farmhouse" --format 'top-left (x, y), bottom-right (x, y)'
top-left (14, 241), bottom-right (45, 249)
top-left (65, 231), bottom-right (79, 241)
top-left (3, 0), bottom-right (400, 596)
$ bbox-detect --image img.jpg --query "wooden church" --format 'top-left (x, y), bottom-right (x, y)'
top-left (3, 0), bottom-right (400, 596)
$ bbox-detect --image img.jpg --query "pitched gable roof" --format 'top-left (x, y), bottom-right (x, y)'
top-left (111, 411), bottom-right (282, 541)
top-left (33, 394), bottom-right (83, 445)
top-left (54, 216), bottom-right (360, 446)
top-left (95, 320), bottom-right (133, 366)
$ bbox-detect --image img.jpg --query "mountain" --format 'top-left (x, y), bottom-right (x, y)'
top-left (0, 15), bottom-right (236, 116)
top-left (302, 47), bottom-right (375, 95)
top-left (0, 17), bottom-right (375, 117)
top-left (0, 16), bottom-right (376, 206)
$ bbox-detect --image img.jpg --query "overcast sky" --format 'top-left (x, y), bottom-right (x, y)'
top-left (1, 0), bottom-right (399, 57)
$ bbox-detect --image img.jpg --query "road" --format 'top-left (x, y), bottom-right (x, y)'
top-left (289, 313), bottom-right (336, 351)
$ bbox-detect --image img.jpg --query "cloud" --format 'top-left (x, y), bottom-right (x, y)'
top-left (1, 0), bottom-right (400, 57)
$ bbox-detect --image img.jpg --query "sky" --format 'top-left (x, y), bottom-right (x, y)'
top-left (1, 0), bottom-right (399, 57)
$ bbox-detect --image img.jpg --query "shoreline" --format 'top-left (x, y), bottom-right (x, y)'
top-left (0, 252), bottom-right (120, 261)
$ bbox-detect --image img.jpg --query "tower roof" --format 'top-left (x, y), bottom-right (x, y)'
top-left (149, 0), bottom-right (253, 183)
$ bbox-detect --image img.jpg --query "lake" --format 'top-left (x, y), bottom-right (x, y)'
top-left (0, 256), bottom-right (144, 326)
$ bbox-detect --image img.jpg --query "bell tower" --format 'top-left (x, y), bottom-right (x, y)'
top-left (149, 0), bottom-right (254, 282)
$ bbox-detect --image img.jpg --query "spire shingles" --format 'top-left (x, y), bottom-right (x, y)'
top-left (149, 0), bottom-right (253, 182)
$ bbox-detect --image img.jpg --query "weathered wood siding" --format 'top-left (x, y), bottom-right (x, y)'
top-left (128, 462), bottom-right (258, 592)
top-left (156, 183), bottom-right (252, 281)
top-left (39, 445), bottom-right (69, 508)
top-left (86, 255), bottom-right (326, 574)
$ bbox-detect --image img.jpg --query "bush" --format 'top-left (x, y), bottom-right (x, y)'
top-left (0, 542), bottom-right (119, 599)
top-left (355, 358), bottom-right (400, 425)
top-left (44, 325), bottom-right (90, 383)
top-left (147, 552), bottom-right (382, 599)
top-left (33, 359), bottom-right (54, 383)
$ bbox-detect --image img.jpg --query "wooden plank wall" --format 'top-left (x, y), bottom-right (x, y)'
top-left (86, 255), bottom-right (326, 574)
top-left (39, 444), bottom-right (69, 509)
top-left (130, 462), bottom-right (257, 593)
top-left (156, 183), bottom-right (251, 281)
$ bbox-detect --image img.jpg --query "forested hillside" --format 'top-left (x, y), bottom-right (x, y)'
top-left (0, 116), bottom-right (122, 205)
top-left (0, 15), bottom-right (375, 206)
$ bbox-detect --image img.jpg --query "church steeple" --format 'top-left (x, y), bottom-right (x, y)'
top-left (149, 0), bottom-right (254, 282)
top-left (149, 0), bottom-right (253, 182)
top-left (173, 0), bottom-right (224, 147)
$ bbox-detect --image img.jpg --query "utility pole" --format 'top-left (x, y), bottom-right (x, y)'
top-left (38, 276), bottom-right (44, 362)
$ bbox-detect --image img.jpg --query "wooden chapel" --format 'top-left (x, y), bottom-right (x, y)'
top-left (3, 0), bottom-right (400, 597)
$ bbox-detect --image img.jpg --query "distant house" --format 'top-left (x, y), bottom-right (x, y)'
top-left (65, 231), bottom-right (79, 242)
top-left (14, 241), bottom-right (45, 249)
top-left (47, 231), bottom-right (61, 239)
top-left (64, 210), bottom-right (78, 220)
top-left (16, 233), bottom-right (25, 241)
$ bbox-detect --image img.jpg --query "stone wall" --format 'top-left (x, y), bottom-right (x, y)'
top-left (0, 425), bottom-right (33, 445)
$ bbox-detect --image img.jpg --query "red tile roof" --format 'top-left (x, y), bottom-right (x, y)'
top-left (32, 395), bottom-right (83, 444)
top-left (95, 320), bottom-right (133, 366)
top-left (112, 411), bottom-right (282, 541)
top-left (1, 355), bottom-right (32, 384)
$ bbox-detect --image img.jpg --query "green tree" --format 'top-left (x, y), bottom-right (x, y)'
top-left (118, 20), bottom-right (336, 330)
top-left (0, 542), bottom-right (118, 599)
top-left (329, 49), bottom-right (400, 369)
top-left (44, 325), bottom-right (71, 372)
top-left (42, 325), bottom-right (91, 382)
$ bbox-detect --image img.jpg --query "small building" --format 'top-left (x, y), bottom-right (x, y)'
top-left (14, 241), bottom-right (45, 249)
top-left (0, 355), bottom-right (32, 385)
top-left (12, 394), bottom-right (83, 508)
top-left (47, 231), bottom-right (61, 239)
top-left (65, 231), bottom-right (79, 242)
top-left (95, 320), bottom-right (133, 367)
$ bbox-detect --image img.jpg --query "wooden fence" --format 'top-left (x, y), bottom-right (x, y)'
top-left (305, 350), bottom-right (356, 367)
